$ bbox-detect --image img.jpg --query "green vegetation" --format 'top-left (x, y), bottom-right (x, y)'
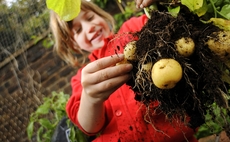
top-left (27, 91), bottom-right (88, 142)
top-left (195, 101), bottom-right (230, 139)
top-left (27, 91), bottom-right (68, 141)
top-left (114, 1), bottom-right (143, 31)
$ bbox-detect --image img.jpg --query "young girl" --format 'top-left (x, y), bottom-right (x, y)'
top-left (50, 0), bottom-right (198, 141)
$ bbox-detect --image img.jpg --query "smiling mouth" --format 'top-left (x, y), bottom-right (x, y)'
top-left (91, 30), bottom-right (102, 41)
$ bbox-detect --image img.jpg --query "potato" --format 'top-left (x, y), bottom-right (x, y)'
top-left (124, 41), bottom-right (137, 60)
top-left (116, 58), bottom-right (130, 65)
top-left (175, 37), bottom-right (195, 57)
top-left (142, 62), bottom-right (153, 72)
top-left (206, 31), bottom-right (230, 60)
top-left (151, 58), bottom-right (183, 89)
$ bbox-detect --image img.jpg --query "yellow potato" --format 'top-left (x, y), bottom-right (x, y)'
top-left (124, 41), bottom-right (137, 60)
top-left (151, 58), bottom-right (183, 89)
top-left (176, 37), bottom-right (195, 57)
top-left (116, 58), bottom-right (130, 65)
top-left (206, 31), bottom-right (230, 60)
top-left (141, 62), bottom-right (153, 72)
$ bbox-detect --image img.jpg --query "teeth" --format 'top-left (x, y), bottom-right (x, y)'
top-left (91, 30), bottom-right (102, 41)
top-left (96, 31), bottom-right (101, 36)
top-left (94, 31), bottom-right (100, 39)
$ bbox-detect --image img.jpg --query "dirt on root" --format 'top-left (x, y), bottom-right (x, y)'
top-left (123, 7), bottom-right (230, 135)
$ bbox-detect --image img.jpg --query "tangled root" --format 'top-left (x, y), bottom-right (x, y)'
top-left (125, 10), bottom-right (230, 132)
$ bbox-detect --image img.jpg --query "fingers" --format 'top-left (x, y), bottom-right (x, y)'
top-left (142, 0), bottom-right (156, 8)
top-left (94, 63), bottom-right (133, 83)
top-left (136, 0), bottom-right (158, 8)
top-left (81, 54), bottom-right (133, 84)
top-left (135, 0), bottom-right (143, 8)
top-left (86, 73), bottom-right (131, 99)
top-left (82, 61), bottom-right (133, 84)
top-left (81, 54), bottom-right (133, 100)
top-left (84, 54), bottom-right (124, 73)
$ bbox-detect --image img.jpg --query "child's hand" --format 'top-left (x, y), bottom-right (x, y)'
top-left (81, 54), bottom-right (133, 104)
top-left (135, 0), bottom-right (158, 8)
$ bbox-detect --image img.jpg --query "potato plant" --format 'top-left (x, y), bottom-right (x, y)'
top-left (117, 0), bottom-right (230, 139)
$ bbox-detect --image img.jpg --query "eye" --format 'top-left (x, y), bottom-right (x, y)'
top-left (87, 14), bottom-right (94, 21)
top-left (74, 27), bottom-right (82, 34)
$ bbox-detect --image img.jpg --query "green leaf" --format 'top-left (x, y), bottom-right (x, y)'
top-left (27, 121), bottom-right (34, 139)
top-left (168, 6), bottom-right (180, 17)
top-left (38, 118), bottom-right (53, 129)
top-left (194, 0), bottom-right (208, 17)
top-left (208, 18), bottom-right (230, 30)
top-left (70, 127), bottom-right (76, 141)
top-left (42, 130), bottom-right (53, 141)
top-left (220, 4), bottom-right (230, 19)
top-left (46, 0), bottom-right (81, 21)
top-left (181, 0), bottom-right (203, 12)
top-left (29, 113), bottom-right (38, 121)
top-left (37, 127), bottom-right (44, 142)
top-left (35, 101), bottom-right (50, 115)
top-left (144, 4), bottom-right (158, 19)
top-left (76, 129), bottom-right (87, 141)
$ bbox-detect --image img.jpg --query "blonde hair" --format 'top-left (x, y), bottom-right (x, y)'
top-left (50, 0), bottom-right (115, 66)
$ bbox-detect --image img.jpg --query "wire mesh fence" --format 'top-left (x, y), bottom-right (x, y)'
top-left (0, 0), bottom-right (49, 63)
top-left (0, 0), bottom-right (51, 141)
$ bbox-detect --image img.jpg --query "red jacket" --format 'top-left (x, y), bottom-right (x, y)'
top-left (66, 15), bottom-right (198, 142)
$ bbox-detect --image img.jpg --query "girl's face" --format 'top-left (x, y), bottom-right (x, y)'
top-left (71, 10), bottom-right (111, 52)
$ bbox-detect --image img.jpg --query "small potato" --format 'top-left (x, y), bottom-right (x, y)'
top-left (116, 58), bottom-right (130, 65)
top-left (176, 37), bottom-right (195, 57)
top-left (206, 31), bottom-right (230, 60)
top-left (141, 62), bottom-right (153, 72)
top-left (124, 41), bottom-right (137, 60)
top-left (151, 58), bottom-right (183, 89)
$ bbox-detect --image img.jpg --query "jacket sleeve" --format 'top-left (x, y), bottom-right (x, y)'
top-left (111, 14), bottom-right (148, 52)
top-left (65, 36), bottom-right (118, 135)
top-left (118, 14), bottom-right (148, 34)
top-left (65, 68), bottom-right (109, 136)
top-left (65, 69), bottom-right (89, 132)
